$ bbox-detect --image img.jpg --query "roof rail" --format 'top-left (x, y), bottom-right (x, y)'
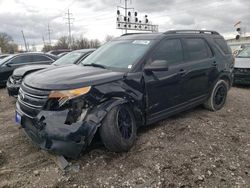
top-left (121, 32), bottom-right (155, 36)
top-left (164, 30), bottom-right (220, 35)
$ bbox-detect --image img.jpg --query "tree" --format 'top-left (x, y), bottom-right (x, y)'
top-left (42, 44), bottom-right (53, 52)
top-left (104, 35), bottom-right (115, 43)
top-left (41, 36), bottom-right (101, 52)
top-left (54, 36), bottom-right (69, 49)
top-left (0, 32), bottom-right (18, 53)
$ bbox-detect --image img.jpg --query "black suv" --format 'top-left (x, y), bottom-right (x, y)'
top-left (16, 30), bottom-right (234, 159)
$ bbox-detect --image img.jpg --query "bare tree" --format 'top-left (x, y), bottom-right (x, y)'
top-left (104, 35), bottom-right (115, 43)
top-left (42, 36), bottom-right (101, 52)
top-left (0, 32), bottom-right (18, 53)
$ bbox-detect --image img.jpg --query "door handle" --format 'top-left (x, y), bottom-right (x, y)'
top-left (179, 69), bottom-right (186, 75)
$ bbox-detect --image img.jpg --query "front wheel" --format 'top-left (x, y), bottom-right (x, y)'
top-left (100, 104), bottom-right (137, 152)
top-left (204, 79), bottom-right (229, 111)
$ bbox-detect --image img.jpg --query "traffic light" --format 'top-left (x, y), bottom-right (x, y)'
top-left (234, 21), bottom-right (242, 40)
top-left (236, 27), bottom-right (241, 40)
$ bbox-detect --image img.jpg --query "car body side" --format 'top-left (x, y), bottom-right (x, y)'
top-left (16, 33), bottom-right (233, 158)
top-left (0, 53), bottom-right (57, 86)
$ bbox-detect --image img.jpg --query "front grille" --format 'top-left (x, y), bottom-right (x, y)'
top-left (234, 68), bottom-right (250, 74)
top-left (17, 83), bottom-right (50, 117)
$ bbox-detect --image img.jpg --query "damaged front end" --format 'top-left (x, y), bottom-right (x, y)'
top-left (16, 80), bottom-right (142, 159)
top-left (16, 84), bottom-right (117, 159)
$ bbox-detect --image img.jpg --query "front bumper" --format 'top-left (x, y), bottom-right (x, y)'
top-left (233, 72), bottom-right (250, 85)
top-left (16, 103), bottom-right (98, 159)
top-left (6, 79), bottom-right (20, 97)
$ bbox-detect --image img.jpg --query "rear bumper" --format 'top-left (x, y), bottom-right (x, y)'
top-left (16, 103), bottom-right (98, 159)
top-left (6, 79), bottom-right (20, 97)
top-left (233, 73), bottom-right (250, 85)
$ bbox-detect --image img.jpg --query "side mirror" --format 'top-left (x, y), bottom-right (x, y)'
top-left (144, 60), bottom-right (169, 71)
top-left (5, 62), bottom-right (12, 67)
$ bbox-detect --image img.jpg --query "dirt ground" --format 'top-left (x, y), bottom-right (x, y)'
top-left (0, 86), bottom-right (250, 188)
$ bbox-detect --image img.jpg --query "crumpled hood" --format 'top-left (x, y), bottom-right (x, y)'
top-left (24, 65), bottom-right (125, 90)
top-left (234, 57), bottom-right (250, 68)
top-left (13, 64), bottom-right (52, 77)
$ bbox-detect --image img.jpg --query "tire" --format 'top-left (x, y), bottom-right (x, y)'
top-left (100, 104), bottom-right (137, 152)
top-left (204, 79), bottom-right (229, 111)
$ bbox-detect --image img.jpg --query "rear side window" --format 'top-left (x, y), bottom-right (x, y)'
top-left (151, 39), bottom-right (183, 64)
top-left (214, 38), bottom-right (232, 54)
top-left (31, 55), bottom-right (51, 62)
top-left (184, 38), bottom-right (213, 61)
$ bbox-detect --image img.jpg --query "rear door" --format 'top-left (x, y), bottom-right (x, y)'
top-left (30, 54), bottom-right (54, 65)
top-left (144, 38), bottom-right (185, 122)
top-left (181, 37), bottom-right (215, 102)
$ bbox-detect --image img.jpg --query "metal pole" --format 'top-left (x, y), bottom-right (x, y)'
top-left (21, 30), bottom-right (28, 52)
top-left (125, 0), bottom-right (127, 34)
top-left (48, 23), bottom-right (52, 46)
top-left (68, 9), bottom-right (72, 49)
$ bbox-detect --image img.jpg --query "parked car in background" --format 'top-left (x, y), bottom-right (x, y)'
top-left (57, 52), bottom-right (69, 58)
top-left (0, 54), bottom-right (10, 60)
top-left (47, 49), bottom-right (71, 56)
top-left (233, 46), bottom-right (250, 85)
top-left (7, 49), bottom-right (95, 96)
top-left (0, 53), bottom-right (58, 86)
top-left (15, 30), bottom-right (234, 159)
top-left (228, 43), bottom-right (250, 57)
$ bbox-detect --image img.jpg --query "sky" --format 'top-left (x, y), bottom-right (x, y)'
top-left (0, 0), bottom-right (249, 51)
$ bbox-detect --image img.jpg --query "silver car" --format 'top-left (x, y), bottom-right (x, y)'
top-left (234, 47), bottom-right (250, 85)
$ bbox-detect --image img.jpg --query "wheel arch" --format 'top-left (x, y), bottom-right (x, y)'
top-left (84, 97), bottom-right (144, 145)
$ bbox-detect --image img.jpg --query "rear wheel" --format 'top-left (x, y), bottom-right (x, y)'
top-left (204, 79), bottom-right (228, 111)
top-left (100, 104), bottom-right (137, 152)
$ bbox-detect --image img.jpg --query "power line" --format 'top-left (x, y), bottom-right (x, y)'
top-left (64, 9), bottom-right (74, 49)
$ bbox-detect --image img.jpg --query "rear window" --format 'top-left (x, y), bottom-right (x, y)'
top-left (184, 38), bottom-right (213, 61)
top-left (31, 55), bottom-right (51, 62)
top-left (214, 38), bottom-right (232, 54)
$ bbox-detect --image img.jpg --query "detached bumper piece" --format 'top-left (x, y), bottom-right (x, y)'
top-left (6, 77), bottom-right (21, 97)
top-left (233, 68), bottom-right (250, 85)
top-left (17, 105), bottom-right (97, 159)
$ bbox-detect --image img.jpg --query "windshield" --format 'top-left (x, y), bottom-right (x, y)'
top-left (53, 51), bottom-right (85, 65)
top-left (0, 55), bottom-right (14, 66)
top-left (81, 40), bottom-right (153, 70)
top-left (237, 47), bottom-right (250, 58)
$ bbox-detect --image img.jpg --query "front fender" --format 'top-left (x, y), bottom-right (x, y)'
top-left (84, 98), bottom-right (129, 145)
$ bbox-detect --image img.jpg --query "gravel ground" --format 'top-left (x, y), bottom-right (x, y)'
top-left (0, 86), bottom-right (250, 188)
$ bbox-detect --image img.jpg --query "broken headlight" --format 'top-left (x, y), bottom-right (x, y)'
top-left (48, 86), bottom-right (91, 107)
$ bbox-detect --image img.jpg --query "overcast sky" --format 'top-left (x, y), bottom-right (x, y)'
top-left (0, 0), bottom-right (249, 50)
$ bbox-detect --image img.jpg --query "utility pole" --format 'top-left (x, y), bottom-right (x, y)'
top-left (47, 23), bottom-right (52, 46)
top-left (21, 30), bottom-right (28, 52)
top-left (65, 9), bottom-right (74, 49)
top-left (42, 36), bottom-right (45, 46)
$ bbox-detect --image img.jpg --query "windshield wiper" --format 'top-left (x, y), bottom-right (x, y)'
top-left (83, 63), bottom-right (106, 69)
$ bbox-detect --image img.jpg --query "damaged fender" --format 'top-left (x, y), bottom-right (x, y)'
top-left (19, 98), bottom-right (129, 159)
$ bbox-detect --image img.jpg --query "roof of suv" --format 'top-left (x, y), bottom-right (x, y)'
top-left (116, 30), bottom-right (222, 40)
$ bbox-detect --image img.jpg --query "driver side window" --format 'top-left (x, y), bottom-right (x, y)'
top-left (151, 39), bottom-right (183, 65)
